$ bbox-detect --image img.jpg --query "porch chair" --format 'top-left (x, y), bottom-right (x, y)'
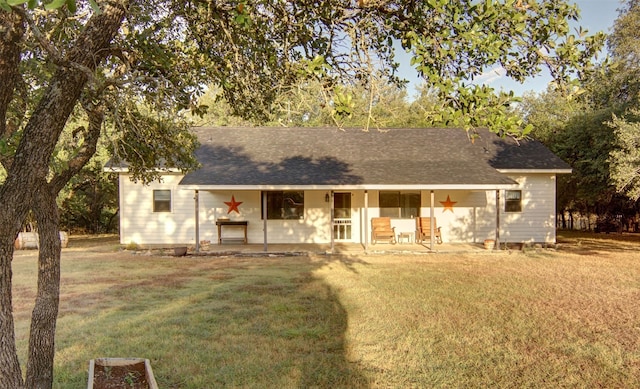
top-left (371, 217), bottom-right (396, 244)
top-left (416, 217), bottom-right (443, 244)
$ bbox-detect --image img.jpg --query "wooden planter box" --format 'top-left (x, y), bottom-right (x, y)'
top-left (87, 358), bottom-right (158, 389)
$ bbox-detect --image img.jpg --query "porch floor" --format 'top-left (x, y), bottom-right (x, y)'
top-left (191, 241), bottom-right (493, 256)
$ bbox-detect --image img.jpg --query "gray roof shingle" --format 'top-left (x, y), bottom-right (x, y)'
top-left (179, 127), bottom-right (570, 187)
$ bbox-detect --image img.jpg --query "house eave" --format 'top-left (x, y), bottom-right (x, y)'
top-left (496, 168), bottom-right (572, 174)
top-left (178, 183), bottom-right (519, 191)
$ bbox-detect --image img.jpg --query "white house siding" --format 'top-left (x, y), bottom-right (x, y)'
top-left (499, 174), bottom-right (558, 243)
top-left (420, 190), bottom-right (495, 244)
top-left (118, 174), bottom-right (557, 245)
top-left (413, 178), bottom-right (558, 244)
top-left (197, 190), bottom-right (333, 245)
top-left (119, 173), bottom-right (196, 245)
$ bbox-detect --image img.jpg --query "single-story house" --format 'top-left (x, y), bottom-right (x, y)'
top-left (107, 127), bottom-right (571, 250)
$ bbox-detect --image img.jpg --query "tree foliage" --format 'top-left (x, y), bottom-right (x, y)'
top-left (264, 79), bottom-right (423, 129)
top-left (398, 0), bottom-right (605, 136)
top-left (609, 111), bottom-right (640, 200)
top-left (0, 1), bottom-right (605, 387)
top-left (604, 0), bottom-right (640, 201)
top-left (592, 0), bottom-right (640, 108)
top-left (521, 0), bottom-right (640, 223)
top-left (521, 88), bottom-right (620, 216)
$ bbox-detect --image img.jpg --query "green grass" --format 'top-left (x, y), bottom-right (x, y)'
top-left (11, 232), bottom-right (640, 388)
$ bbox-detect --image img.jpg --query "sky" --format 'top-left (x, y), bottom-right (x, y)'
top-left (398, 0), bottom-right (622, 98)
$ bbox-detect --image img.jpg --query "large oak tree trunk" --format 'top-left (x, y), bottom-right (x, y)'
top-left (25, 184), bottom-right (62, 389)
top-left (0, 9), bottom-right (30, 389)
top-left (0, 2), bottom-right (129, 387)
top-left (0, 226), bottom-right (26, 388)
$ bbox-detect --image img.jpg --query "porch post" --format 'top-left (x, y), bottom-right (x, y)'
top-left (364, 190), bottom-right (369, 250)
top-left (263, 191), bottom-right (268, 252)
top-left (430, 190), bottom-right (435, 251)
top-left (330, 191), bottom-right (334, 253)
top-left (495, 190), bottom-right (500, 249)
top-left (194, 190), bottom-right (200, 253)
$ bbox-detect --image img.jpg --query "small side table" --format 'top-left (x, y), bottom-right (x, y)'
top-left (398, 231), bottom-right (414, 244)
top-left (215, 220), bottom-right (248, 244)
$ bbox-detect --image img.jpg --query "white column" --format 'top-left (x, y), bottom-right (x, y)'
top-left (194, 190), bottom-right (200, 253)
top-left (430, 190), bottom-right (435, 251)
top-left (364, 190), bottom-right (369, 250)
top-left (330, 191), bottom-right (335, 253)
top-left (263, 191), bottom-right (268, 252)
top-left (495, 190), bottom-right (500, 249)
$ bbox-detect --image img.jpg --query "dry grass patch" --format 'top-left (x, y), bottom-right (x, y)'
top-left (313, 241), bottom-right (640, 387)
top-left (10, 232), bottom-right (640, 388)
top-left (14, 246), bottom-right (366, 388)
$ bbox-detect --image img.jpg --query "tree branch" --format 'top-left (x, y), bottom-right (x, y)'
top-left (49, 100), bottom-right (104, 193)
top-left (0, 10), bottom-right (25, 138)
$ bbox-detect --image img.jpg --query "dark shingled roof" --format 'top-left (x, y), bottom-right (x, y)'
top-left (178, 127), bottom-right (570, 187)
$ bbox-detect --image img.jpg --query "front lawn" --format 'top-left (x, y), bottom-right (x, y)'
top-left (11, 232), bottom-right (640, 388)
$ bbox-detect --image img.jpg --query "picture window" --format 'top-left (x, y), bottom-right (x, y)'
top-left (379, 191), bottom-right (420, 218)
top-left (262, 191), bottom-right (304, 220)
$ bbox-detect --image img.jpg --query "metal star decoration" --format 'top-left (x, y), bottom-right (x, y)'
top-left (224, 195), bottom-right (243, 214)
top-left (440, 195), bottom-right (457, 213)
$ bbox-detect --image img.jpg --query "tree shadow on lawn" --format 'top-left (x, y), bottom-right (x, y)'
top-left (52, 254), bottom-right (369, 388)
top-left (556, 230), bottom-right (640, 256)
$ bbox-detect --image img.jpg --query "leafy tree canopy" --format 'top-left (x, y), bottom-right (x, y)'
top-left (603, 1), bottom-right (640, 201)
top-left (521, 0), bottom-right (640, 217)
top-left (609, 111), bottom-right (640, 201)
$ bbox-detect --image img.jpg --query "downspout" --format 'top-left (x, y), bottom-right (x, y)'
top-left (430, 190), bottom-right (435, 251)
top-left (495, 190), bottom-right (500, 250)
top-left (194, 190), bottom-right (200, 253)
top-left (263, 191), bottom-right (268, 252)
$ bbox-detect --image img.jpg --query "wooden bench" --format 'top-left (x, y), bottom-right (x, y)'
top-left (371, 217), bottom-right (396, 244)
top-left (416, 217), bottom-right (442, 244)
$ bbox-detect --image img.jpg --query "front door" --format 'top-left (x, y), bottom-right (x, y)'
top-left (333, 192), bottom-right (352, 241)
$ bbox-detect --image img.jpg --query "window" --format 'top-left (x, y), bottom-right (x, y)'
top-left (262, 191), bottom-right (304, 220)
top-left (505, 190), bottom-right (522, 212)
top-left (153, 189), bottom-right (171, 212)
top-left (379, 191), bottom-right (420, 218)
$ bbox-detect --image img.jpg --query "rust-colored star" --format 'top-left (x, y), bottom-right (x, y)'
top-left (224, 195), bottom-right (243, 214)
top-left (440, 195), bottom-right (457, 213)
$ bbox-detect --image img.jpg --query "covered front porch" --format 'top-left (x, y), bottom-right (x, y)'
top-left (181, 240), bottom-right (501, 256)
top-left (184, 187), bottom-right (509, 251)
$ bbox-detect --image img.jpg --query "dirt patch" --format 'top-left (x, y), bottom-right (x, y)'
top-left (92, 361), bottom-right (149, 389)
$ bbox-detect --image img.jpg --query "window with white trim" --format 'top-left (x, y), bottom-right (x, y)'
top-left (505, 190), bottom-right (522, 212)
top-left (153, 189), bottom-right (172, 212)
